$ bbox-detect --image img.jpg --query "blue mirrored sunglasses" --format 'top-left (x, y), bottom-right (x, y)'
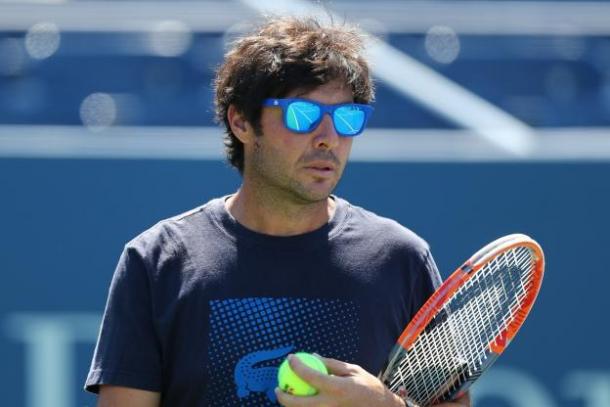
top-left (262, 98), bottom-right (374, 137)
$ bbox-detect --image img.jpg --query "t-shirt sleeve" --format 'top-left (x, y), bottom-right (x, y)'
top-left (411, 248), bottom-right (443, 313)
top-left (85, 245), bottom-right (162, 394)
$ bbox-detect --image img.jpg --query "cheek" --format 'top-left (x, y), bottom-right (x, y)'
top-left (259, 122), bottom-right (306, 164)
top-left (261, 112), bottom-right (295, 146)
top-left (260, 109), bottom-right (285, 135)
top-left (338, 138), bottom-right (353, 159)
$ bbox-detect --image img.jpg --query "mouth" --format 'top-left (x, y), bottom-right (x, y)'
top-left (304, 163), bottom-right (336, 177)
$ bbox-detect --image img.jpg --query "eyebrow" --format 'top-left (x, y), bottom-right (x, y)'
top-left (286, 93), bottom-right (355, 104)
top-left (290, 88), bottom-right (354, 103)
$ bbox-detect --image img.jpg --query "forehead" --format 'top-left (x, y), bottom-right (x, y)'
top-left (286, 79), bottom-right (353, 102)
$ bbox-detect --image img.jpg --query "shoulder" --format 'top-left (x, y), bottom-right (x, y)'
top-left (342, 198), bottom-right (431, 256)
top-left (124, 198), bottom-right (221, 261)
top-left (337, 197), bottom-right (442, 289)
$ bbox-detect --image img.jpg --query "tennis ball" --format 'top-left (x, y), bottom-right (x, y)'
top-left (277, 352), bottom-right (328, 396)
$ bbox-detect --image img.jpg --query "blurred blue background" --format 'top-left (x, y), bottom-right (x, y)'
top-left (1, 1), bottom-right (609, 406)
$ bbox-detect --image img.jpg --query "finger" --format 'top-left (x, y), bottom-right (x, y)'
top-left (454, 391), bottom-right (471, 406)
top-left (288, 354), bottom-right (340, 391)
top-left (275, 387), bottom-right (320, 407)
top-left (432, 391), bottom-right (471, 407)
top-left (313, 354), bottom-right (356, 376)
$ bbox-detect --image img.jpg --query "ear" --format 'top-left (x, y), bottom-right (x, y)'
top-left (227, 105), bottom-right (255, 144)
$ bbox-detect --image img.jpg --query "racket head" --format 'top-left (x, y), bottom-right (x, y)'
top-left (380, 233), bottom-right (544, 406)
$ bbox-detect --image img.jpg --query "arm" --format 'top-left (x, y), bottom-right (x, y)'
top-left (275, 355), bottom-right (471, 407)
top-left (97, 385), bottom-right (161, 407)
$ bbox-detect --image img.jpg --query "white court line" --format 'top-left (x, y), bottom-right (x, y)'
top-left (0, 125), bottom-right (609, 162)
top-left (0, 1), bottom-right (609, 35)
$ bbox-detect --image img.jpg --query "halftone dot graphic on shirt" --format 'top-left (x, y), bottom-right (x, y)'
top-left (206, 297), bottom-right (359, 406)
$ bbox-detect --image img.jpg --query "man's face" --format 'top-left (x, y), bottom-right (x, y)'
top-left (245, 79), bottom-right (355, 204)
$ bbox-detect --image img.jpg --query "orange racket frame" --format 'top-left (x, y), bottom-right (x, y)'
top-left (381, 234), bottom-right (545, 406)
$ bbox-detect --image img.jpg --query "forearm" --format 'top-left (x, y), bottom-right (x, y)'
top-left (97, 385), bottom-right (161, 407)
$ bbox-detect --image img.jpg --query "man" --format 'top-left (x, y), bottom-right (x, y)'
top-left (85, 16), bottom-right (470, 407)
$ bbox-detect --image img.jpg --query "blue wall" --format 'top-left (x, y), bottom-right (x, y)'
top-left (1, 158), bottom-right (609, 406)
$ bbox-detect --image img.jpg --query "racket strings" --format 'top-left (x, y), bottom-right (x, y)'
top-left (389, 248), bottom-right (533, 398)
top-left (455, 250), bottom-right (531, 361)
top-left (388, 265), bottom-right (530, 403)
top-left (388, 247), bottom-right (535, 405)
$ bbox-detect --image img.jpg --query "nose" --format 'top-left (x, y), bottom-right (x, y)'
top-left (313, 113), bottom-right (340, 150)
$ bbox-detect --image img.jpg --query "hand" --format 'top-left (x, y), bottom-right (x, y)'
top-left (430, 391), bottom-right (471, 407)
top-left (275, 354), bottom-right (404, 407)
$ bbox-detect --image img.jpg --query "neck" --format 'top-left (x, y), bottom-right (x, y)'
top-left (225, 186), bottom-right (336, 236)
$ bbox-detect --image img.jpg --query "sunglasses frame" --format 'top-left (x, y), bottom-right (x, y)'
top-left (262, 98), bottom-right (374, 137)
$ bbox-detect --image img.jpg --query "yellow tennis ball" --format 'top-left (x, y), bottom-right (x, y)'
top-left (277, 352), bottom-right (328, 396)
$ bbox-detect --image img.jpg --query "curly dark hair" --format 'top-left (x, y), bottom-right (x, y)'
top-left (214, 16), bottom-right (375, 174)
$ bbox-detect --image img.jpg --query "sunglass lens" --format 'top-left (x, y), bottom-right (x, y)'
top-left (285, 101), bottom-right (321, 132)
top-left (334, 105), bottom-right (366, 136)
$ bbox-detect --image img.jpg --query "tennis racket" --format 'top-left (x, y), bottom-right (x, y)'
top-left (379, 233), bottom-right (544, 407)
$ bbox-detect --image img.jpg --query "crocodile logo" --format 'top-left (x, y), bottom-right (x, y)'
top-left (234, 345), bottom-right (294, 403)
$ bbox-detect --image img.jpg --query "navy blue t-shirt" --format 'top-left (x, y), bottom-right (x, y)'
top-left (85, 196), bottom-right (441, 406)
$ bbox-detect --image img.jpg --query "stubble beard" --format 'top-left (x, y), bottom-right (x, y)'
top-left (249, 140), bottom-right (341, 206)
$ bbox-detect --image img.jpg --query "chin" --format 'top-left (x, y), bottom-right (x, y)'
top-left (307, 192), bottom-right (332, 203)
top-left (306, 186), bottom-right (337, 203)
top-left (287, 176), bottom-right (337, 204)
top-left (292, 187), bottom-right (333, 204)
